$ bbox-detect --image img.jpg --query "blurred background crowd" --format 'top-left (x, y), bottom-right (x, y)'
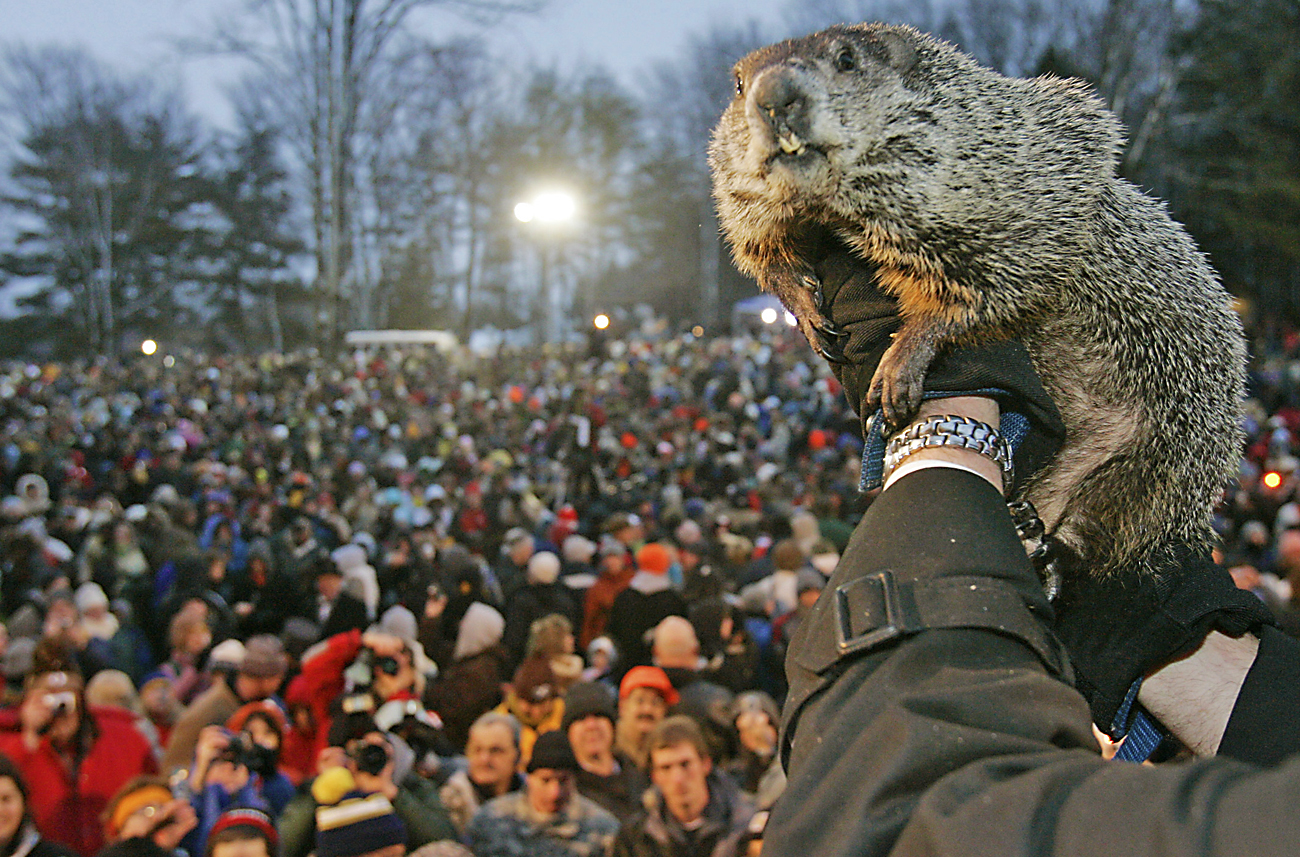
top-left (0, 316), bottom-right (1298, 857)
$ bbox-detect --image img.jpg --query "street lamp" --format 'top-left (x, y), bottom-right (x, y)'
top-left (515, 190), bottom-right (576, 344)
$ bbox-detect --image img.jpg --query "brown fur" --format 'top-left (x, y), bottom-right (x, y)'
top-left (708, 23), bottom-right (1246, 579)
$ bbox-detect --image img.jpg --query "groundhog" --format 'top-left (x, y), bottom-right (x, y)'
top-left (708, 22), bottom-right (1247, 580)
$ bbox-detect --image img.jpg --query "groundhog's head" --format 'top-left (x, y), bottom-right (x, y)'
top-left (709, 23), bottom-right (1120, 284)
top-left (708, 24), bottom-right (945, 262)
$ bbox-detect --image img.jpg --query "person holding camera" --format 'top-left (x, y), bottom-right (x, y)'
top-left (0, 648), bottom-right (156, 856)
top-left (275, 714), bottom-right (455, 857)
top-left (178, 725), bottom-right (279, 857)
top-left (286, 629), bottom-right (426, 770)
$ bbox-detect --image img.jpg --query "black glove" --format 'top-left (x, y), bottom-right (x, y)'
top-left (1053, 542), bottom-right (1275, 738)
top-left (814, 249), bottom-right (1066, 493)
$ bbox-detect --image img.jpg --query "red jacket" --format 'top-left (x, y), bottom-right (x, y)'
top-left (0, 706), bottom-right (158, 857)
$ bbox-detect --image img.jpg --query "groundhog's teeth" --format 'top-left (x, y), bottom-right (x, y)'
top-left (777, 134), bottom-right (806, 155)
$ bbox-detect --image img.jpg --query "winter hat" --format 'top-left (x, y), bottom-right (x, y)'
top-left (313, 768), bottom-right (406, 857)
top-left (512, 656), bottom-right (559, 703)
top-left (240, 635), bottom-right (288, 678)
top-left (452, 602), bottom-right (505, 661)
top-left (597, 535), bottom-right (627, 559)
top-left (74, 582), bottom-right (109, 613)
top-left (733, 690), bottom-right (781, 728)
top-left (209, 639), bottom-right (247, 672)
top-left (209, 807), bottom-right (279, 851)
top-left (562, 534), bottom-right (597, 564)
top-left (635, 543), bottom-right (671, 575)
top-left (527, 729), bottom-right (580, 773)
top-left (527, 551), bottom-right (561, 585)
top-left (562, 681), bottom-right (618, 732)
top-left (379, 604), bottom-right (418, 645)
top-left (618, 665), bottom-right (679, 707)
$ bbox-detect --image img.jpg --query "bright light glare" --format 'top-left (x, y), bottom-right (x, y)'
top-left (783, 311), bottom-right (798, 327)
top-left (593, 314), bottom-right (610, 330)
top-left (141, 339), bottom-right (157, 355)
top-left (691, 325), bottom-right (704, 337)
top-left (1264, 471), bottom-right (1283, 489)
top-left (760, 308), bottom-right (778, 325)
top-left (515, 191), bottom-right (575, 224)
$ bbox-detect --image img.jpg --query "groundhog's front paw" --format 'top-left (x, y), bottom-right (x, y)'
top-left (868, 343), bottom-right (926, 429)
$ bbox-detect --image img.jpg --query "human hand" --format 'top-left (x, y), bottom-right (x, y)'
top-left (813, 248), bottom-right (1065, 493)
top-left (361, 631), bottom-right (404, 658)
top-left (115, 798), bottom-right (197, 848)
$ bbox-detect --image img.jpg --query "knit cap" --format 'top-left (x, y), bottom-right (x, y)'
top-left (313, 768), bottom-right (406, 857)
top-left (635, 542), bottom-right (671, 575)
top-left (210, 807), bottom-right (279, 850)
top-left (527, 729), bottom-right (580, 773)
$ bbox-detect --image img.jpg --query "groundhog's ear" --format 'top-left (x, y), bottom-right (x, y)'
top-left (861, 30), bottom-right (918, 76)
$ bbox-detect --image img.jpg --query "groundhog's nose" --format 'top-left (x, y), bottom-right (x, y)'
top-left (751, 66), bottom-right (807, 129)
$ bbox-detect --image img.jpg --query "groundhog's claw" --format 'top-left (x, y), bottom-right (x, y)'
top-left (871, 338), bottom-right (928, 430)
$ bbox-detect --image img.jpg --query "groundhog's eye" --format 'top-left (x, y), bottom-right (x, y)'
top-left (834, 47), bottom-right (856, 72)
top-left (735, 74), bottom-right (745, 97)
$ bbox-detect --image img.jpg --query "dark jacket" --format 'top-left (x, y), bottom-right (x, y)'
top-left (767, 466), bottom-right (1300, 857)
top-left (575, 750), bottom-right (650, 825)
top-left (613, 770), bottom-right (753, 857)
top-left (607, 575), bottom-right (687, 677)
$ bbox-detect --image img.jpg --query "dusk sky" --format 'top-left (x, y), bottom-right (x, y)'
top-left (2, 0), bottom-right (800, 127)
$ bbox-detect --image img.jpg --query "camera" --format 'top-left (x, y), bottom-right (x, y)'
top-left (219, 731), bottom-right (279, 777)
top-left (349, 741), bottom-right (391, 776)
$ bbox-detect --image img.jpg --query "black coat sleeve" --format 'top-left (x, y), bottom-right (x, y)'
top-left (766, 467), bottom-right (1300, 857)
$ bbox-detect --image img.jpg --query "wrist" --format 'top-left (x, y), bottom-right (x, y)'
top-left (884, 397), bottom-right (1005, 493)
top-left (1137, 630), bottom-right (1259, 757)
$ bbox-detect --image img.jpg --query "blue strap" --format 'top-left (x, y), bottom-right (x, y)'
top-left (1115, 709), bottom-right (1166, 762)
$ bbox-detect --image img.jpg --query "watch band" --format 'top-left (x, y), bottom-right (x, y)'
top-left (884, 414), bottom-right (1014, 489)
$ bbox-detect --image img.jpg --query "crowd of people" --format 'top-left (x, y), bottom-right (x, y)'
top-left (0, 314), bottom-right (1297, 857)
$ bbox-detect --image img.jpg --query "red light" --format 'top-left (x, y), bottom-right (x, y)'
top-left (1264, 472), bottom-right (1283, 489)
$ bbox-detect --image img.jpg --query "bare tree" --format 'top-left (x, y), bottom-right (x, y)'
top-left (200, 0), bottom-right (539, 344)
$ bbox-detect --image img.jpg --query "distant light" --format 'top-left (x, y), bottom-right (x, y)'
top-left (593, 313), bottom-right (610, 330)
top-left (163, 355), bottom-right (175, 368)
top-left (760, 308), bottom-right (778, 325)
top-left (691, 325), bottom-right (704, 338)
top-left (515, 191), bottom-right (575, 225)
top-left (1264, 471), bottom-right (1283, 489)
top-left (783, 311), bottom-right (798, 327)
top-left (141, 339), bottom-right (157, 356)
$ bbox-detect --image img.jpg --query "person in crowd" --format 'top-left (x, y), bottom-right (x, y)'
top-left (97, 776), bottom-right (198, 857)
top-left (225, 701), bottom-right (296, 810)
top-left (502, 553), bottom-right (580, 670)
top-left (495, 656), bottom-right (564, 768)
top-left (285, 628), bottom-right (425, 766)
top-left (276, 714), bottom-right (455, 857)
top-left (438, 712), bottom-right (525, 836)
top-left (422, 601), bottom-right (508, 752)
top-left (525, 614), bottom-right (584, 695)
top-left (0, 648), bottom-right (157, 856)
top-left (83, 669), bottom-right (164, 760)
top-left (0, 754), bottom-right (77, 857)
top-left (147, 611), bottom-right (213, 708)
top-left (162, 636), bottom-right (287, 774)
top-left (613, 716), bottom-right (754, 857)
top-left (493, 529), bottom-right (535, 603)
top-left (614, 667), bottom-right (677, 772)
top-left (310, 556), bottom-right (370, 641)
top-left (308, 767), bottom-right (406, 857)
top-left (562, 681), bottom-right (649, 824)
top-left (607, 544), bottom-right (687, 677)
top-left (578, 537), bottom-right (634, 651)
top-left (465, 730), bottom-right (619, 857)
top-left (203, 808), bottom-right (279, 857)
top-left (723, 692), bottom-right (784, 810)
